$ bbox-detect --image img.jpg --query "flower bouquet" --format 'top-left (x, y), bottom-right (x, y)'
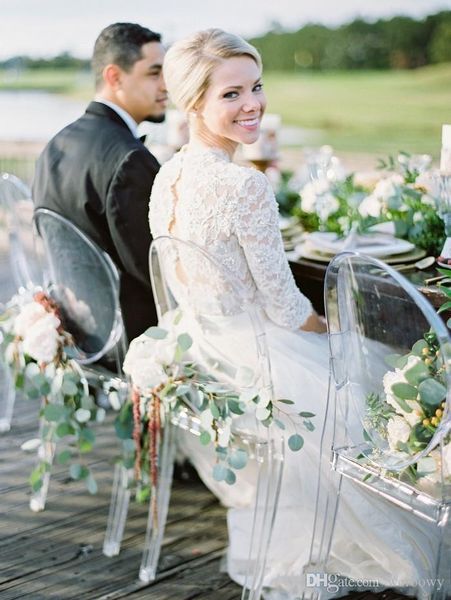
top-left (0, 291), bottom-right (105, 497)
top-left (363, 294), bottom-right (451, 491)
top-left (288, 151), bottom-right (445, 256)
top-left (115, 312), bottom-right (315, 512)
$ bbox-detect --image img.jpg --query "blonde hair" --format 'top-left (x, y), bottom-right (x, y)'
top-left (163, 28), bottom-right (262, 113)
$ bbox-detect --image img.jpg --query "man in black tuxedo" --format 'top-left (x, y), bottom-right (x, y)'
top-left (33, 23), bottom-right (167, 343)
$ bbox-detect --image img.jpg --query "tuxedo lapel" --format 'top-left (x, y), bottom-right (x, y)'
top-left (85, 101), bottom-right (132, 134)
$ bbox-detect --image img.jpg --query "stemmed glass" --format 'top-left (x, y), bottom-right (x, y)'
top-left (433, 172), bottom-right (451, 260)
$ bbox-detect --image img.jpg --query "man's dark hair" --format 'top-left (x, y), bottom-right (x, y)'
top-left (92, 22), bottom-right (161, 89)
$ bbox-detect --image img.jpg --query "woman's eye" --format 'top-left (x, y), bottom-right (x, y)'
top-left (253, 83), bottom-right (263, 92)
top-left (223, 91), bottom-right (238, 99)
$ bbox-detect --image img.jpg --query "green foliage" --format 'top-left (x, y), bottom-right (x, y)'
top-left (250, 11), bottom-right (451, 71)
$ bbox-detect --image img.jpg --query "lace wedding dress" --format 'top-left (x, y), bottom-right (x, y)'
top-left (149, 145), bottom-right (431, 599)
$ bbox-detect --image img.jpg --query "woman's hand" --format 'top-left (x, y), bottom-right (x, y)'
top-left (300, 311), bottom-right (327, 333)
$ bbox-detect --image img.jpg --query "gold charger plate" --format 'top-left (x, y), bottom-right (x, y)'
top-left (296, 243), bottom-right (426, 265)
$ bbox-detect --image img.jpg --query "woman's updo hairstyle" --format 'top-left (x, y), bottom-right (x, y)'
top-left (163, 28), bottom-right (262, 113)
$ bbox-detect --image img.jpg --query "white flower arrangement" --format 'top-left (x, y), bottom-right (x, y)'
top-left (115, 312), bottom-right (315, 503)
top-left (365, 326), bottom-right (450, 492)
top-left (292, 151), bottom-right (445, 255)
top-left (0, 291), bottom-right (107, 496)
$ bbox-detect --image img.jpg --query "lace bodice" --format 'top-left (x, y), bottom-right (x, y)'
top-left (148, 145), bottom-right (312, 329)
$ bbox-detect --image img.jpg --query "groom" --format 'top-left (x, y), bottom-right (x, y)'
top-left (32, 22), bottom-right (167, 343)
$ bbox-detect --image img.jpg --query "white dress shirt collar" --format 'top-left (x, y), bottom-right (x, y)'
top-left (95, 99), bottom-right (139, 138)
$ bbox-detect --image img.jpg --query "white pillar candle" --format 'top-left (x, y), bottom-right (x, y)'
top-left (440, 124), bottom-right (451, 173)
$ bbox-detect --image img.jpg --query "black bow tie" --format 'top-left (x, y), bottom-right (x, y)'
top-left (139, 134), bottom-right (147, 144)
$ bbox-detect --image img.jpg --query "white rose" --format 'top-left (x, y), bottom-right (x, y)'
top-left (22, 313), bottom-right (60, 363)
top-left (316, 193), bottom-right (340, 221)
top-left (300, 181), bottom-right (319, 213)
top-left (153, 332), bottom-right (178, 366)
top-left (386, 415), bottom-right (411, 451)
top-left (125, 357), bottom-right (166, 391)
top-left (358, 193), bottom-right (382, 218)
top-left (14, 302), bottom-right (47, 338)
top-left (372, 174), bottom-right (403, 203)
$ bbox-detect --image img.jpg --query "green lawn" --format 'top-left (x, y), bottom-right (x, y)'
top-left (1, 64), bottom-right (451, 156)
top-left (263, 64), bottom-right (451, 157)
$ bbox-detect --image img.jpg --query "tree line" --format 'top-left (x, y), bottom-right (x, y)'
top-left (1, 11), bottom-right (450, 72)
top-left (249, 10), bottom-right (451, 70)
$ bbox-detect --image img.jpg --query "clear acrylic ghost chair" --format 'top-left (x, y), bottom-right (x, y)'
top-left (0, 173), bottom-right (43, 296)
top-left (103, 235), bottom-right (285, 599)
top-left (306, 252), bottom-right (451, 600)
top-left (0, 174), bottom-right (44, 431)
top-left (26, 208), bottom-right (128, 511)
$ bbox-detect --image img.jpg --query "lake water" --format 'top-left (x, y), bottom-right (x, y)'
top-left (0, 90), bottom-right (87, 142)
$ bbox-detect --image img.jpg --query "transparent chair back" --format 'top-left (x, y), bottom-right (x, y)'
top-left (0, 174), bottom-right (43, 432)
top-left (308, 251), bottom-right (450, 599)
top-left (0, 173), bottom-right (43, 298)
top-left (34, 208), bottom-right (125, 365)
top-left (103, 236), bottom-right (284, 600)
top-left (26, 208), bottom-right (127, 512)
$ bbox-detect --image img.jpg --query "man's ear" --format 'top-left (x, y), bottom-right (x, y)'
top-left (103, 64), bottom-right (122, 90)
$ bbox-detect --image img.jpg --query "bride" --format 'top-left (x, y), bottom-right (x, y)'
top-left (148, 28), bottom-right (429, 599)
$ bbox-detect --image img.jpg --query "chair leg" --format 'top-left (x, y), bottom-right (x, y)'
top-left (29, 419), bottom-right (56, 512)
top-left (432, 514), bottom-right (451, 600)
top-left (103, 463), bottom-right (132, 557)
top-left (241, 436), bottom-right (285, 600)
top-left (139, 420), bottom-right (177, 583)
top-left (0, 355), bottom-right (15, 432)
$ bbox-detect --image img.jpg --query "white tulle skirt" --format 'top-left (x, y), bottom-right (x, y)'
top-left (175, 310), bottom-right (435, 600)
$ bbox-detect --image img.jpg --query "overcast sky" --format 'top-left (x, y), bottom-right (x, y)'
top-left (0, 0), bottom-right (450, 59)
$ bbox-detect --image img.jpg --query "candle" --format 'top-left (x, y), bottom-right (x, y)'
top-left (440, 124), bottom-right (451, 173)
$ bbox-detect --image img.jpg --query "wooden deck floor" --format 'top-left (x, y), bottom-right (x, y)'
top-left (0, 395), bottom-right (413, 600)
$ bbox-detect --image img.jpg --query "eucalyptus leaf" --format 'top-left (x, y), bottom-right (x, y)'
top-left (411, 340), bottom-right (428, 357)
top-left (209, 401), bottom-right (220, 420)
top-left (69, 464), bottom-right (89, 480)
top-left (288, 433), bottom-right (304, 451)
top-left (55, 422), bottom-right (73, 438)
top-left (57, 450), bottom-right (72, 465)
top-left (212, 463), bottom-right (228, 481)
top-left (228, 448), bottom-right (248, 470)
top-left (404, 362), bottom-right (430, 386)
top-left (86, 474), bottom-right (98, 495)
top-left (228, 399), bottom-right (245, 415)
top-left (43, 403), bottom-right (66, 422)
top-left (304, 420), bottom-right (315, 432)
top-left (200, 431), bottom-right (211, 445)
top-left (62, 379), bottom-right (78, 396)
top-left (391, 382), bottom-right (417, 401)
top-left (274, 418), bottom-right (286, 430)
top-left (418, 378), bottom-right (446, 407)
top-left (175, 384), bottom-right (191, 397)
top-left (75, 408), bottom-right (91, 423)
top-left (299, 411), bottom-right (315, 418)
top-left (80, 428), bottom-right (95, 444)
top-left (144, 326), bottom-right (167, 339)
top-left (278, 398), bottom-right (295, 405)
top-left (177, 333), bottom-right (192, 352)
top-left (225, 469), bottom-right (237, 485)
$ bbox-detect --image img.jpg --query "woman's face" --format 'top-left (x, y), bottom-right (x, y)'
top-left (196, 55), bottom-right (266, 149)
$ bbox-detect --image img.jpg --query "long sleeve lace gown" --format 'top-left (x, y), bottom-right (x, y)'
top-left (149, 145), bottom-right (431, 599)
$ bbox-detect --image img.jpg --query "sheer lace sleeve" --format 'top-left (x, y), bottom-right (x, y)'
top-left (234, 169), bottom-right (313, 329)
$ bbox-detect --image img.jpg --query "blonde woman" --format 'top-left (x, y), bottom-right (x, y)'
top-left (149, 29), bottom-right (424, 599)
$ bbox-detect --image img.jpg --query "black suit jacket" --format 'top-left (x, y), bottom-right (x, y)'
top-left (32, 101), bottom-right (159, 342)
